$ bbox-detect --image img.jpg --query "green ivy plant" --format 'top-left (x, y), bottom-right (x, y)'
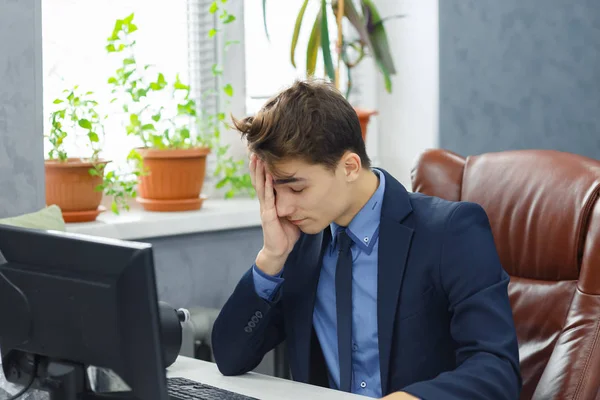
top-left (206, 0), bottom-right (254, 198)
top-left (46, 86), bottom-right (136, 214)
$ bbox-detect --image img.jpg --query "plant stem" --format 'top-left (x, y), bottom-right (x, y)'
top-left (335, 0), bottom-right (344, 89)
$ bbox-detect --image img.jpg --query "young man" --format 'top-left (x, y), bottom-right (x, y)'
top-left (211, 79), bottom-right (521, 400)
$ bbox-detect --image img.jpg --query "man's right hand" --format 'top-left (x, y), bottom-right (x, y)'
top-left (250, 154), bottom-right (301, 276)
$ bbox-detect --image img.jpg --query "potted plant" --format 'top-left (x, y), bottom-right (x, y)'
top-left (106, 14), bottom-right (211, 212)
top-left (262, 0), bottom-right (398, 140)
top-left (45, 86), bottom-right (137, 221)
top-left (106, 8), bottom-right (253, 212)
top-left (44, 86), bottom-right (110, 223)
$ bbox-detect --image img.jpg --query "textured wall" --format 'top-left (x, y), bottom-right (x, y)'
top-left (439, 1), bottom-right (600, 158)
top-left (143, 227), bottom-right (263, 310)
top-left (0, 0), bottom-right (45, 217)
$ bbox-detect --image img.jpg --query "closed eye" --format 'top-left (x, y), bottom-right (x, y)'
top-left (291, 188), bottom-right (304, 193)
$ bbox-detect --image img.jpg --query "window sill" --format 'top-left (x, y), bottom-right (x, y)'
top-left (65, 198), bottom-right (261, 240)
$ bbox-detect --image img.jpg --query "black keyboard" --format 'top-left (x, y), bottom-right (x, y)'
top-left (167, 377), bottom-right (259, 400)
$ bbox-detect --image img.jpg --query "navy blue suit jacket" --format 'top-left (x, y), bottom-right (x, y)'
top-left (212, 169), bottom-right (522, 399)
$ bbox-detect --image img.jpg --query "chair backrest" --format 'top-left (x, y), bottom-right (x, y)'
top-left (411, 149), bottom-right (600, 400)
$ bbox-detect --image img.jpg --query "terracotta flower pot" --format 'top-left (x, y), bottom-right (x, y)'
top-left (354, 107), bottom-right (378, 141)
top-left (136, 147), bottom-right (211, 212)
top-left (45, 159), bottom-right (108, 223)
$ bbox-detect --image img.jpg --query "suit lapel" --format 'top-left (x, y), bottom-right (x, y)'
top-left (377, 169), bottom-right (414, 395)
top-left (285, 229), bottom-right (330, 382)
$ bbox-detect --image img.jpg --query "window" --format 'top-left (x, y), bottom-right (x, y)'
top-left (243, 0), bottom-right (333, 115)
top-left (42, 0), bottom-right (190, 169)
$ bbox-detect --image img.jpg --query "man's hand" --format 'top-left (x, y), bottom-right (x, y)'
top-left (250, 154), bottom-right (301, 276)
top-left (381, 392), bottom-right (420, 400)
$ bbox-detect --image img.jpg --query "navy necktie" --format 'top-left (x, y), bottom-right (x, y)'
top-left (335, 229), bottom-right (353, 392)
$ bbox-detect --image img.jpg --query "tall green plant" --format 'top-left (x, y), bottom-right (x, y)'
top-left (262, 0), bottom-right (398, 97)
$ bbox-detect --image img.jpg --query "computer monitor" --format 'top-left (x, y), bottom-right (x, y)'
top-left (0, 224), bottom-right (170, 400)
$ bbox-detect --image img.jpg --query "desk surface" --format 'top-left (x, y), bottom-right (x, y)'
top-left (167, 356), bottom-right (368, 400)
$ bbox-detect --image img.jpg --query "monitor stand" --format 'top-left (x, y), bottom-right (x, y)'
top-left (3, 352), bottom-right (139, 400)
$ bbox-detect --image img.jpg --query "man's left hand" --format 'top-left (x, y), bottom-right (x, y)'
top-left (381, 392), bottom-right (420, 400)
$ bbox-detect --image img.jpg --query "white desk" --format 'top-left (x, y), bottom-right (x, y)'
top-left (167, 356), bottom-right (369, 399)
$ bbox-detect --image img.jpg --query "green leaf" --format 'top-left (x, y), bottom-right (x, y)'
top-left (208, 28), bottom-right (218, 38)
top-left (78, 119), bottom-right (92, 129)
top-left (216, 178), bottom-right (227, 189)
top-left (152, 113), bottom-right (161, 122)
top-left (124, 13), bottom-right (135, 24)
top-left (141, 124), bottom-right (155, 131)
top-left (306, 11), bottom-right (322, 76)
top-left (223, 84), bottom-right (234, 97)
top-left (106, 44), bottom-right (116, 52)
top-left (88, 132), bottom-right (99, 142)
top-left (212, 64), bottom-right (223, 76)
top-left (111, 201), bottom-right (119, 214)
top-left (89, 168), bottom-right (100, 176)
top-left (320, 0), bottom-right (335, 82)
top-left (362, 0), bottom-right (396, 76)
top-left (123, 58), bottom-right (135, 65)
top-left (290, 0), bottom-right (310, 68)
top-left (224, 40), bottom-right (240, 51)
top-left (173, 74), bottom-right (189, 90)
top-left (222, 14), bottom-right (236, 24)
top-left (342, 0), bottom-right (373, 51)
top-left (209, 1), bottom-right (218, 13)
top-left (262, 0), bottom-right (270, 41)
top-left (128, 23), bottom-right (138, 33)
top-left (53, 99), bottom-right (63, 104)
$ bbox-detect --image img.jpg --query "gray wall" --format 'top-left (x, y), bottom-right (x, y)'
top-left (144, 227), bottom-right (263, 310)
top-left (439, 1), bottom-right (600, 158)
top-left (0, 0), bottom-right (45, 217)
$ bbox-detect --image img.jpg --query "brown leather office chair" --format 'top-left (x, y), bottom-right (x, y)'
top-left (411, 149), bottom-right (600, 400)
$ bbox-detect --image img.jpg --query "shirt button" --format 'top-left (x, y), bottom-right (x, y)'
top-left (363, 237), bottom-right (369, 243)
top-left (360, 381), bottom-right (367, 388)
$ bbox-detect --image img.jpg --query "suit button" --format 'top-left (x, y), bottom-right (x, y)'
top-left (360, 381), bottom-right (367, 388)
top-left (251, 315), bottom-right (259, 323)
top-left (248, 321), bottom-right (256, 328)
top-left (244, 326), bottom-right (252, 333)
top-left (255, 311), bottom-right (263, 318)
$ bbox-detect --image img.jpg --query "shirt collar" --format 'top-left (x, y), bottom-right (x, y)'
top-left (330, 168), bottom-right (385, 254)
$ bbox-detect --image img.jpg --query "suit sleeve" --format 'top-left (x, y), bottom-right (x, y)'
top-left (402, 202), bottom-right (522, 400)
top-left (212, 266), bottom-right (286, 376)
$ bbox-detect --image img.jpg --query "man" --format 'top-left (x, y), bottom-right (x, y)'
top-left (211, 79), bottom-right (521, 399)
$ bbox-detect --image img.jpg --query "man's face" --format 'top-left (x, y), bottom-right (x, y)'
top-left (269, 158), bottom-right (351, 234)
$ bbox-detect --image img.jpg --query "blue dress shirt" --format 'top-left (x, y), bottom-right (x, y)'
top-left (252, 169), bottom-right (385, 398)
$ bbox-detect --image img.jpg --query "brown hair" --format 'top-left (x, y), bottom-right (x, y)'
top-left (232, 79), bottom-right (371, 175)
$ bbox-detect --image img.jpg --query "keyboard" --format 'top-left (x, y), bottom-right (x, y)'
top-left (167, 377), bottom-right (258, 400)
